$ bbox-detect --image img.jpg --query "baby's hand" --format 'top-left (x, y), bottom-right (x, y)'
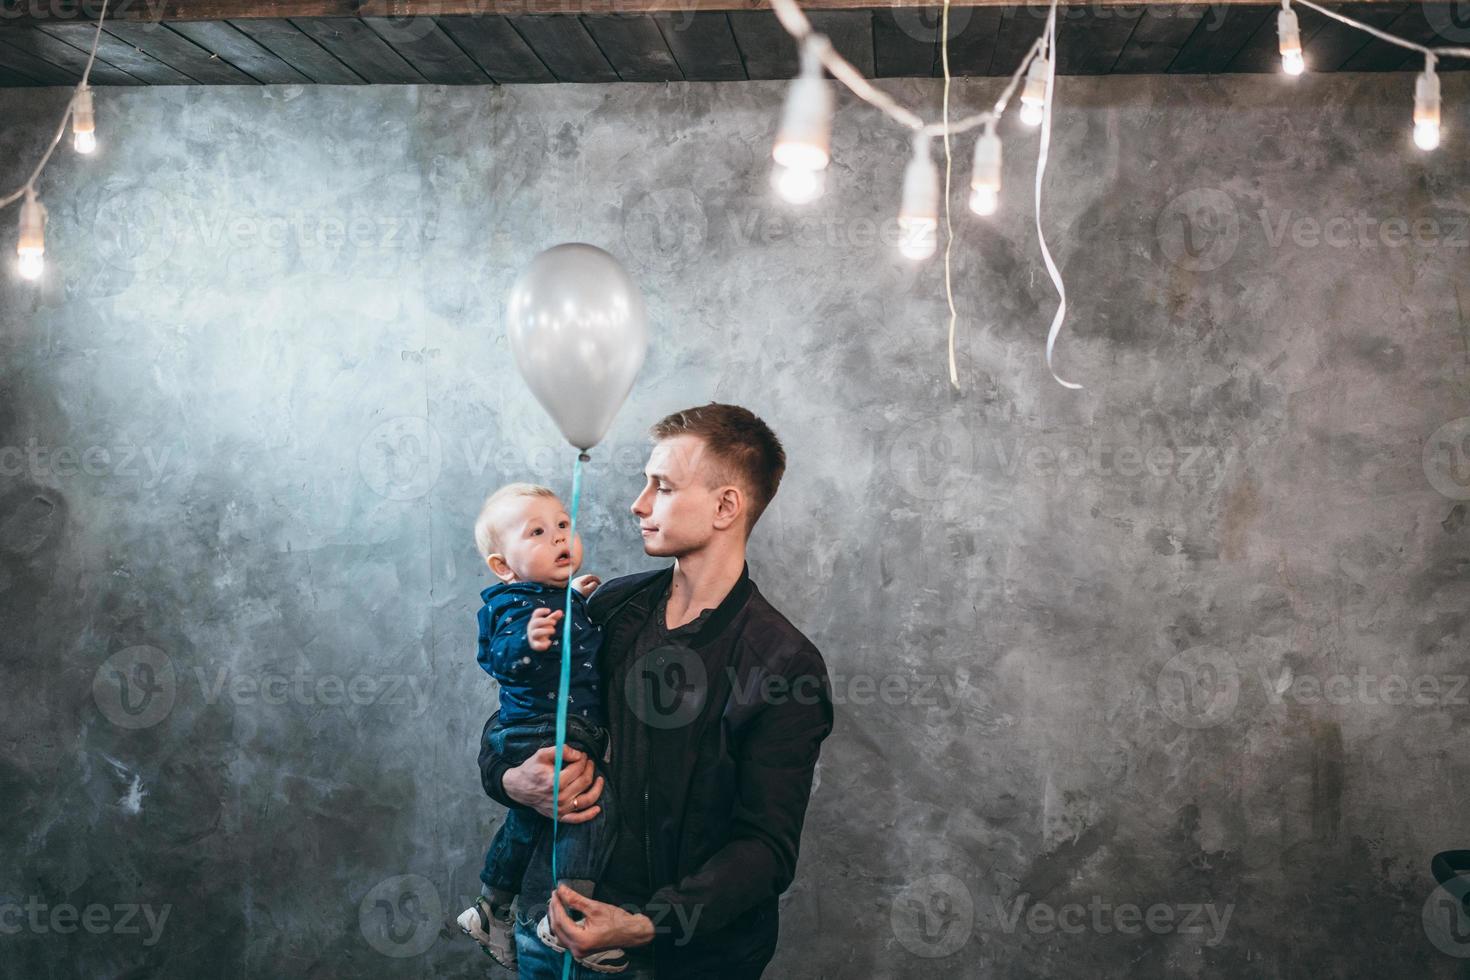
top-left (572, 574), bottom-right (602, 596)
top-left (527, 608), bottom-right (563, 652)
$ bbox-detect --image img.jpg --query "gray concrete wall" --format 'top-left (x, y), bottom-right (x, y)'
top-left (1, 71), bottom-right (1468, 979)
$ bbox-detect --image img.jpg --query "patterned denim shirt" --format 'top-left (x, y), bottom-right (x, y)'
top-left (476, 580), bottom-right (605, 726)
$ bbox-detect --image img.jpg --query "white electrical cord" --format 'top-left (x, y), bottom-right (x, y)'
top-left (769, 0), bottom-right (1045, 141)
top-left (1292, 0), bottom-right (1470, 59)
top-left (1032, 0), bottom-right (1080, 390)
top-left (770, 0), bottom-right (1070, 388)
top-left (940, 0), bottom-right (958, 388)
top-left (0, 0), bottom-right (111, 211)
top-left (769, 0), bottom-right (1469, 391)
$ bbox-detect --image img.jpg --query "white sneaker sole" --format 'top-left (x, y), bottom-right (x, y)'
top-left (457, 904), bottom-right (517, 968)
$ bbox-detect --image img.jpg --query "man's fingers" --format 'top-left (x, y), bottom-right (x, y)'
top-left (555, 884), bottom-right (595, 915)
top-left (554, 773), bottom-right (603, 823)
top-left (549, 892), bottom-right (581, 951)
top-left (557, 803), bottom-right (601, 824)
top-left (556, 760), bottom-right (593, 801)
top-left (557, 770), bottom-right (602, 808)
top-left (577, 775), bottom-right (605, 806)
top-left (549, 888), bottom-right (596, 957)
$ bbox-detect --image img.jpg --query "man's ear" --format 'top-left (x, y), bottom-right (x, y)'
top-left (485, 553), bottom-right (516, 583)
top-left (711, 485), bottom-right (744, 532)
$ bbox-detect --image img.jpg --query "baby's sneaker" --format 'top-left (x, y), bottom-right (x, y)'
top-left (536, 914), bottom-right (629, 973)
top-left (456, 896), bottom-right (516, 969)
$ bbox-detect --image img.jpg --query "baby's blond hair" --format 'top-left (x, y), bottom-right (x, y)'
top-left (474, 482), bottom-right (559, 559)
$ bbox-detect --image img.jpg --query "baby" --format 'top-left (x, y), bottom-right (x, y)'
top-left (456, 482), bottom-right (626, 974)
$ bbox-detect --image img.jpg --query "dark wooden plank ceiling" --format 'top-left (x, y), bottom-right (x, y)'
top-left (0, 3), bottom-right (1463, 86)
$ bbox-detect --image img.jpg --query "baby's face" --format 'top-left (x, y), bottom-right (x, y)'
top-left (489, 494), bottom-right (583, 588)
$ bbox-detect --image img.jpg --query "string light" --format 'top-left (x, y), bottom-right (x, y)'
top-left (16, 191), bottom-right (45, 281)
top-left (72, 85), bottom-right (97, 155)
top-left (1278, 2), bottom-right (1305, 76)
top-left (897, 135), bottom-right (939, 261)
top-left (767, 0), bottom-right (1468, 389)
top-left (771, 163), bottom-right (825, 204)
top-left (771, 36), bottom-right (833, 204)
top-left (968, 123), bottom-right (1002, 217)
top-left (1292, 0), bottom-right (1470, 153)
top-left (1019, 55), bottom-right (1049, 126)
top-left (1, 0), bottom-right (108, 284)
top-left (1414, 55), bottom-right (1441, 150)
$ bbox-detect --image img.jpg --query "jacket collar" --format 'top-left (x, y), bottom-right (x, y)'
top-left (594, 561), bottom-right (754, 648)
top-left (480, 579), bottom-right (581, 605)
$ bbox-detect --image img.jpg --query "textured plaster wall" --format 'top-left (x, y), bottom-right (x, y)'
top-left (1, 71), bottom-right (1468, 978)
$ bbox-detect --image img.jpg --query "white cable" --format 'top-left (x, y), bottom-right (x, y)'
top-left (1292, 0), bottom-right (1470, 59)
top-left (941, 0), bottom-right (959, 389)
top-left (1033, 0), bottom-right (1080, 390)
top-left (769, 0), bottom-right (1044, 140)
top-left (0, 0), bottom-right (111, 211)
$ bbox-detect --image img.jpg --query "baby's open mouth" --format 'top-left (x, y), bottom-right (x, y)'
top-left (555, 550), bottom-right (571, 565)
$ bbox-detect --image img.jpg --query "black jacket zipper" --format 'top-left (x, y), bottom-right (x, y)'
top-left (644, 781), bottom-right (657, 975)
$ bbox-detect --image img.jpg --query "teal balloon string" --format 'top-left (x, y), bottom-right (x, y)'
top-left (551, 451), bottom-right (587, 980)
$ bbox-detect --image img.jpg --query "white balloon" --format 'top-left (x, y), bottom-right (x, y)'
top-left (505, 243), bottom-right (650, 451)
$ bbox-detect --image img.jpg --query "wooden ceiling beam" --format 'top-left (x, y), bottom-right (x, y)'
top-left (0, 0), bottom-right (1393, 28)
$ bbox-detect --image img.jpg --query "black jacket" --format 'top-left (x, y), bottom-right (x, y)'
top-left (479, 561), bottom-right (834, 977)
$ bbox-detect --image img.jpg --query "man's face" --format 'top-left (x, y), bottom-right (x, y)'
top-left (631, 435), bottom-right (729, 558)
top-left (487, 494), bottom-right (583, 587)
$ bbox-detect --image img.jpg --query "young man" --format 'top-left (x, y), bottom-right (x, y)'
top-left (478, 403), bottom-right (834, 979)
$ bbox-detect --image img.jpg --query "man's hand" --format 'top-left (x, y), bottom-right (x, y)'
top-left (571, 573), bottom-right (602, 596)
top-left (549, 885), bottom-right (655, 956)
top-left (501, 745), bottom-right (604, 822)
top-left (527, 608), bottom-right (563, 652)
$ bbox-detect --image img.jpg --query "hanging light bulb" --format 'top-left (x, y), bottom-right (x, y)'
top-left (772, 36), bottom-right (833, 178)
top-left (897, 135), bottom-right (938, 261)
top-left (771, 163), bottom-right (825, 205)
top-left (1019, 54), bottom-right (1049, 127)
top-left (72, 84), bottom-right (96, 154)
top-left (968, 123), bottom-right (1002, 217)
top-left (1278, 3), bottom-right (1304, 76)
top-left (1414, 56), bottom-right (1441, 151)
top-left (17, 191), bottom-right (46, 281)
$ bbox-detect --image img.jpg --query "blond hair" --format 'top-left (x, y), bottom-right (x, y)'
top-left (474, 482), bottom-right (559, 559)
top-left (650, 403), bottom-right (786, 532)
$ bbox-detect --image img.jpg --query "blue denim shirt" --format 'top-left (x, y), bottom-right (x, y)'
top-left (477, 581), bottom-right (605, 726)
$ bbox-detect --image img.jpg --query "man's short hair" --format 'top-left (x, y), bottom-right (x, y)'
top-left (650, 403), bottom-right (786, 532)
top-left (474, 482), bottom-right (558, 558)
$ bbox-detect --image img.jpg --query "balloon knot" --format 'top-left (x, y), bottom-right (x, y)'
top-left (578, 452), bottom-right (591, 463)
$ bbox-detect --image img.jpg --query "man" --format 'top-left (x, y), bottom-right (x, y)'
top-left (479, 403), bottom-right (834, 979)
